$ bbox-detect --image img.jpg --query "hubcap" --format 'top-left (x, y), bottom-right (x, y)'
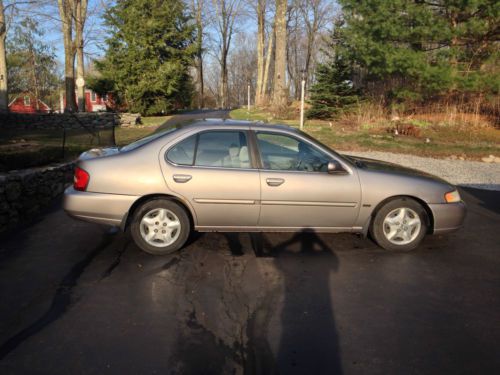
top-left (382, 207), bottom-right (421, 245)
top-left (140, 208), bottom-right (181, 247)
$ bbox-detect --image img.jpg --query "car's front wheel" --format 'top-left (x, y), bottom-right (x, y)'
top-left (370, 198), bottom-right (428, 251)
top-left (130, 199), bottom-right (190, 255)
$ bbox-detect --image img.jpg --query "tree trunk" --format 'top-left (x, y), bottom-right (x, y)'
top-left (0, 0), bottom-right (8, 112)
top-left (255, 0), bottom-right (265, 106)
top-left (75, 0), bottom-right (87, 112)
top-left (220, 45), bottom-right (228, 108)
top-left (261, 22), bottom-right (274, 105)
top-left (58, 0), bottom-right (77, 112)
top-left (29, 46), bottom-right (40, 111)
top-left (194, 0), bottom-right (204, 109)
top-left (272, 0), bottom-right (288, 112)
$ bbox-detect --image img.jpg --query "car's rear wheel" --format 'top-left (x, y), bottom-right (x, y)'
top-left (131, 199), bottom-right (190, 255)
top-left (370, 198), bottom-right (428, 251)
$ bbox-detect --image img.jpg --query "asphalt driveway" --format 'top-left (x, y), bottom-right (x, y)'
top-left (0, 187), bottom-right (498, 374)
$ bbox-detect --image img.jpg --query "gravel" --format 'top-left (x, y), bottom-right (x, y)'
top-left (341, 150), bottom-right (500, 191)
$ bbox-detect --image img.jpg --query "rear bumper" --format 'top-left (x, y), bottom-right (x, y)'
top-left (428, 201), bottom-right (467, 234)
top-left (63, 186), bottom-right (138, 226)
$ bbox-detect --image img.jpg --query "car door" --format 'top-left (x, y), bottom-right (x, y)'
top-left (254, 130), bottom-right (361, 229)
top-left (163, 129), bottom-right (261, 228)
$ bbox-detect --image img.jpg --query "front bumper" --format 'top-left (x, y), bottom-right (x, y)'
top-left (428, 201), bottom-right (467, 234)
top-left (63, 186), bottom-right (138, 226)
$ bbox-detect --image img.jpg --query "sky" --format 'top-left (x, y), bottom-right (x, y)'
top-left (6, 0), bottom-right (107, 66)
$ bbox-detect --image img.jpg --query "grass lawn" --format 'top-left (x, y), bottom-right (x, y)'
top-left (115, 115), bottom-right (172, 145)
top-left (230, 108), bottom-right (500, 160)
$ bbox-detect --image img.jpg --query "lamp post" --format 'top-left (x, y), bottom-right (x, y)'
top-left (300, 69), bottom-right (306, 130)
top-left (247, 81), bottom-right (251, 112)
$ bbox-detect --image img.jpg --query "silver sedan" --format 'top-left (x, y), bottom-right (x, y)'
top-left (64, 120), bottom-right (466, 255)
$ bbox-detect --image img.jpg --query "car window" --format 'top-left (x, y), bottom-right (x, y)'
top-left (121, 127), bottom-right (179, 152)
top-left (256, 132), bottom-right (330, 172)
top-left (166, 134), bottom-right (196, 165)
top-left (195, 131), bottom-right (250, 169)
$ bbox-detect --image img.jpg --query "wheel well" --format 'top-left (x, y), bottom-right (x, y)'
top-left (121, 194), bottom-right (195, 231)
top-left (371, 195), bottom-right (434, 234)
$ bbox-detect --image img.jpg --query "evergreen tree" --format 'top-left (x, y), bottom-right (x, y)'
top-left (97, 0), bottom-right (195, 115)
top-left (307, 55), bottom-right (359, 119)
top-left (337, 0), bottom-right (499, 103)
top-left (7, 17), bottom-right (59, 104)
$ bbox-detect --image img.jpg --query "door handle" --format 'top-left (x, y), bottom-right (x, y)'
top-left (173, 174), bottom-right (192, 183)
top-left (266, 178), bottom-right (284, 187)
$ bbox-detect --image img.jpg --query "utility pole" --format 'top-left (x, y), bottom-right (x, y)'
top-left (300, 70), bottom-right (306, 130)
top-left (247, 82), bottom-right (251, 112)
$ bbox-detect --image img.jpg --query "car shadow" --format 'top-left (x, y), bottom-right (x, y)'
top-left (460, 186), bottom-right (500, 216)
top-left (248, 230), bottom-right (343, 374)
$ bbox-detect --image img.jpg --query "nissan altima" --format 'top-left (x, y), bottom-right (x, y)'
top-left (64, 120), bottom-right (466, 255)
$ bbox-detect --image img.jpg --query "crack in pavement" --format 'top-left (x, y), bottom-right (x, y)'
top-left (99, 239), bottom-right (131, 280)
top-left (0, 231), bottom-right (115, 360)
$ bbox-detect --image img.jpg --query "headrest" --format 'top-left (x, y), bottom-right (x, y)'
top-left (239, 146), bottom-right (249, 162)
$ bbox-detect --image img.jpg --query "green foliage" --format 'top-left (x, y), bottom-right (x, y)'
top-left (6, 17), bottom-right (60, 102)
top-left (336, 0), bottom-right (500, 103)
top-left (96, 0), bottom-right (196, 115)
top-left (307, 56), bottom-right (360, 119)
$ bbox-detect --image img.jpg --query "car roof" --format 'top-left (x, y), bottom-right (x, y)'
top-left (181, 118), bottom-right (300, 133)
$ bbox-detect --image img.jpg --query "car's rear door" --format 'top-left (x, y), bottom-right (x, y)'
top-left (254, 130), bottom-right (361, 229)
top-left (163, 129), bottom-right (261, 228)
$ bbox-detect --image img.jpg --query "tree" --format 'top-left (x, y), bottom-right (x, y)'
top-left (298, 0), bottom-right (332, 91)
top-left (97, 0), bottom-right (195, 115)
top-left (75, 0), bottom-right (88, 112)
top-left (211, 0), bottom-right (242, 109)
top-left (337, 0), bottom-right (500, 104)
top-left (191, 0), bottom-right (204, 109)
top-left (307, 54), bottom-right (359, 119)
top-left (6, 17), bottom-right (59, 107)
top-left (272, 0), bottom-right (288, 112)
top-left (57, 0), bottom-right (77, 112)
top-left (254, 0), bottom-right (273, 106)
top-left (0, 0), bottom-right (7, 111)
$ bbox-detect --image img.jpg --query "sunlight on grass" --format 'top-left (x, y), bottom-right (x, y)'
top-left (229, 108), bottom-right (500, 160)
top-left (141, 115), bottom-right (173, 127)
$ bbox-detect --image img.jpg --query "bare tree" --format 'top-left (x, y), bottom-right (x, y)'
top-left (298, 0), bottom-right (331, 90)
top-left (255, 0), bottom-right (265, 106)
top-left (272, 0), bottom-right (288, 111)
top-left (57, 0), bottom-right (87, 112)
top-left (254, 0), bottom-right (275, 106)
top-left (75, 0), bottom-right (87, 112)
top-left (57, 0), bottom-right (77, 112)
top-left (228, 33), bottom-right (256, 107)
top-left (0, 0), bottom-right (7, 111)
top-left (191, 0), bottom-right (204, 109)
top-left (211, 0), bottom-right (241, 109)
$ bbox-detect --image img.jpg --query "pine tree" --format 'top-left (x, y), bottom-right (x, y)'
top-left (97, 0), bottom-right (196, 115)
top-left (307, 55), bottom-right (359, 120)
top-left (337, 0), bottom-right (499, 103)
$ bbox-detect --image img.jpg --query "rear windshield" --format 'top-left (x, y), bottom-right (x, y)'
top-left (120, 127), bottom-right (179, 152)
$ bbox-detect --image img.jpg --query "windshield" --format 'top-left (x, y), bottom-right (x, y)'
top-left (120, 127), bottom-right (179, 152)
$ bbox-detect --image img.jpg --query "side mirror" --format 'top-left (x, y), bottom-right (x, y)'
top-left (327, 160), bottom-right (347, 174)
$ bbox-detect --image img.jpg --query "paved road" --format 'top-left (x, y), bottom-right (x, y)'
top-left (0, 186), bottom-right (499, 374)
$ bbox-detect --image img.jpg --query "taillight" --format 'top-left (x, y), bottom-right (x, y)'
top-left (74, 167), bottom-right (90, 191)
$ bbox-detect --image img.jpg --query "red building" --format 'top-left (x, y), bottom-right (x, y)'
top-left (61, 89), bottom-right (114, 112)
top-left (84, 89), bottom-right (108, 112)
top-left (8, 94), bottom-right (51, 114)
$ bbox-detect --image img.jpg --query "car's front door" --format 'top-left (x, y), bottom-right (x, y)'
top-left (164, 129), bottom-right (260, 228)
top-left (254, 131), bottom-right (361, 229)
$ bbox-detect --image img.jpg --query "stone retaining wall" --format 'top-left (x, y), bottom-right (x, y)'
top-left (0, 112), bottom-right (140, 130)
top-left (0, 162), bottom-right (74, 235)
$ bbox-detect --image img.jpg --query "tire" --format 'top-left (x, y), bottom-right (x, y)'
top-left (130, 199), bottom-right (190, 255)
top-left (370, 198), bottom-right (428, 252)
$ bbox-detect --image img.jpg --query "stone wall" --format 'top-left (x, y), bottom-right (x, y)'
top-left (0, 162), bottom-right (74, 235)
top-left (0, 112), bottom-right (140, 130)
